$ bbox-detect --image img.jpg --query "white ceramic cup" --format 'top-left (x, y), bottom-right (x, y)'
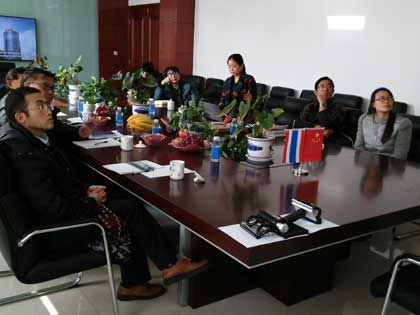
top-left (169, 160), bottom-right (185, 180)
top-left (82, 111), bottom-right (92, 123)
top-left (83, 102), bottom-right (93, 113)
top-left (120, 135), bottom-right (134, 151)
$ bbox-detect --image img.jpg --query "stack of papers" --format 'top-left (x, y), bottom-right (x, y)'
top-left (219, 218), bottom-right (339, 248)
top-left (72, 138), bottom-right (121, 149)
top-left (103, 160), bottom-right (194, 178)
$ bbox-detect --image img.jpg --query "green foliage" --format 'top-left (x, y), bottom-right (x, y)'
top-left (55, 55), bottom-right (83, 97)
top-left (221, 136), bottom-right (248, 161)
top-left (27, 54), bottom-right (49, 70)
top-left (219, 95), bottom-right (283, 160)
top-left (122, 68), bottom-right (158, 104)
top-left (80, 75), bottom-right (121, 108)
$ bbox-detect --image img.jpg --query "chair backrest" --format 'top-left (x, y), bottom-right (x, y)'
top-left (0, 142), bottom-right (41, 281)
top-left (401, 114), bottom-right (420, 163)
top-left (202, 78), bottom-right (224, 104)
top-left (394, 101), bottom-right (408, 114)
top-left (182, 75), bottom-right (205, 97)
top-left (265, 86), bottom-right (295, 113)
top-left (256, 83), bottom-right (268, 96)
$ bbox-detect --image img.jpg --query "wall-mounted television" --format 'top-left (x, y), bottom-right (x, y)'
top-left (0, 15), bottom-right (37, 61)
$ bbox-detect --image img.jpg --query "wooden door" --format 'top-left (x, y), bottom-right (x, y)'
top-left (128, 4), bottom-right (160, 71)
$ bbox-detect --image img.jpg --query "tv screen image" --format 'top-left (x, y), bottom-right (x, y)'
top-left (0, 15), bottom-right (37, 61)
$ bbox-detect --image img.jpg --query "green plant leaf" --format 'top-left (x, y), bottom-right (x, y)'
top-left (238, 100), bottom-right (251, 122)
top-left (220, 99), bottom-right (237, 116)
top-left (271, 107), bottom-right (284, 118)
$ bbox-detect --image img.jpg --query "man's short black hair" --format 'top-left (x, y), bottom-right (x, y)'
top-left (5, 67), bottom-right (25, 83)
top-left (5, 87), bottom-right (42, 123)
top-left (21, 67), bottom-right (55, 87)
top-left (314, 76), bottom-right (335, 90)
top-left (163, 66), bottom-right (180, 77)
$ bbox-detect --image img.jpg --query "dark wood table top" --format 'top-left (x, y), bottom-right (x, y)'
top-left (70, 119), bottom-right (420, 267)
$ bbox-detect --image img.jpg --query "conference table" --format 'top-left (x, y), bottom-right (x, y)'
top-left (70, 128), bottom-right (420, 308)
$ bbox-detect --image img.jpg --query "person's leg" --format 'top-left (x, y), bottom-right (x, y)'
top-left (107, 196), bottom-right (178, 269)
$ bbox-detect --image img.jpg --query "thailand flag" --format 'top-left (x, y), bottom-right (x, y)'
top-left (282, 128), bottom-right (324, 164)
top-left (282, 129), bottom-right (304, 164)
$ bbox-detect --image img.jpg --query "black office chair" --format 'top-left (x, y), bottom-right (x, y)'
top-left (370, 253), bottom-right (420, 315)
top-left (182, 75), bottom-right (205, 98)
top-left (0, 143), bottom-right (119, 314)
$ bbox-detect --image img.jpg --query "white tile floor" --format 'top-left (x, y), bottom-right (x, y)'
top-left (0, 225), bottom-right (418, 315)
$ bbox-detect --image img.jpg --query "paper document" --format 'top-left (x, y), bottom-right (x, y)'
top-left (141, 165), bottom-right (194, 179)
top-left (103, 160), bottom-right (163, 175)
top-left (219, 218), bottom-right (339, 248)
top-left (67, 117), bottom-right (83, 124)
top-left (72, 138), bottom-right (121, 149)
top-left (89, 130), bottom-right (119, 140)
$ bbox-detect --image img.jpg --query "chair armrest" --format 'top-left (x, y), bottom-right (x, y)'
top-left (392, 253), bottom-right (420, 269)
top-left (17, 218), bottom-right (105, 248)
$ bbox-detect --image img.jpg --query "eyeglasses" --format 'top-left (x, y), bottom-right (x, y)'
top-left (375, 96), bottom-right (393, 102)
top-left (29, 102), bottom-right (52, 113)
top-left (166, 72), bottom-right (177, 77)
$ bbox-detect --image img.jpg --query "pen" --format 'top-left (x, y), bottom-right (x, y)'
top-left (94, 140), bottom-right (108, 146)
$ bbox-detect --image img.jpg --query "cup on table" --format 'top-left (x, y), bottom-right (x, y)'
top-left (169, 160), bottom-right (185, 180)
top-left (120, 135), bottom-right (134, 151)
top-left (82, 111), bottom-right (92, 123)
top-left (83, 102), bottom-right (93, 113)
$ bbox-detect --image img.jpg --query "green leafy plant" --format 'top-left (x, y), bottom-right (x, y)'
top-left (122, 68), bottom-right (158, 104)
top-left (55, 55), bottom-right (83, 97)
top-left (27, 54), bottom-right (49, 70)
top-left (221, 96), bottom-right (283, 138)
top-left (80, 72), bottom-right (122, 108)
top-left (219, 96), bottom-right (283, 161)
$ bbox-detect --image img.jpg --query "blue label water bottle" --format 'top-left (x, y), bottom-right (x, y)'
top-left (151, 119), bottom-right (161, 134)
top-left (229, 118), bottom-right (237, 137)
top-left (115, 107), bottom-right (124, 127)
top-left (211, 136), bottom-right (221, 162)
top-left (148, 98), bottom-right (155, 119)
top-left (77, 97), bottom-right (84, 113)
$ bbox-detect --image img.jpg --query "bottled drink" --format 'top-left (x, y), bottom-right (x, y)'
top-left (115, 107), bottom-right (124, 127)
top-left (229, 118), bottom-right (237, 137)
top-left (148, 98), bottom-right (155, 119)
top-left (167, 99), bottom-right (175, 120)
top-left (152, 119), bottom-right (161, 134)
top-left (77, 96), bottom-right (84, 113)
top-left (211, 136), bottom-right (221, 162)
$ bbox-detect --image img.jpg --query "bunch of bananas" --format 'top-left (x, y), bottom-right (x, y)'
top-left (127, 114), bottom-right (153, 131)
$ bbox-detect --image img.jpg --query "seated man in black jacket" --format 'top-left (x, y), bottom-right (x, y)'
top-left (21, 67), bottom-right (91, 142)
top-left (300, 76), bottom-right (350, 146)
top-left (0, 87), bottom-right (208, 300)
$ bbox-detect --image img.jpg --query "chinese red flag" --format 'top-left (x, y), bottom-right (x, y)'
top-left (301, 128), bottom-right (324, 163)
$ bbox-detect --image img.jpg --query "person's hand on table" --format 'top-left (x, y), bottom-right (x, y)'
top-left (87, 185), bottom-right (107, 205)
top-left (78, 124), bottom-right (91, 139)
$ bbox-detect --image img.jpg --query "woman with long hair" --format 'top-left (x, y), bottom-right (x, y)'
top-left (218, 53), bottom-right (257, 110)
top-left (354, 87), bottom-right (412, 159)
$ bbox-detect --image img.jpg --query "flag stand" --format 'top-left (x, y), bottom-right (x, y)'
top-left (292, 163), bottom-right (309, 176)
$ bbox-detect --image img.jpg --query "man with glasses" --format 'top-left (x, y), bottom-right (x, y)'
top-left (154, 66), bottom-right (199, 109)
top-left (300, 76), bottom-right (351, 146)
top-left (0, 87), bottom-right (209, 300)
top-left (21, 67), bottom-right (91, 142)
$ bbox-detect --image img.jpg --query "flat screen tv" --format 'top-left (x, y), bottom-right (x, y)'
top-left (0, 15), bottom-right (37, 61)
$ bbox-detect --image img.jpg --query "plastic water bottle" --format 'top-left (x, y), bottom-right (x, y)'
top-left (211, 136), bottom-right (221, 162)
top-left (148, 98), bottom-right (155, 119)
top-left (77, 96), bottom-right (84, 113)
top-left (115, 107), bottom-right (124, 127)
top-left (229, 118), bottom-right (237, 137)
top-left (167, 98), bottom-right (175, 120)
top-left (152, 119), bottom-right (161, 134)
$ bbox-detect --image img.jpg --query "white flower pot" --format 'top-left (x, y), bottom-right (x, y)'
top-left (246, 134), bottom-right (274, 160)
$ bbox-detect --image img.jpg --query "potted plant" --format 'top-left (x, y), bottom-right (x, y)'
top-left (220, 96), bottom-right (283, 162)
top-left (80, 72), bottom-right (122, 109)
top-left (122, 68), bottom-right (158, 114)
top-left (26, 54), bottom-right (49, 70)
top-left (55, 55), bottom-right (83, 99)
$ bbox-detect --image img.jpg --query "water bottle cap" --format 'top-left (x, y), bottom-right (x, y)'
top-left (117, 107), bottom-right (122, 110)
top-left (148, 98), bottom-right (154, 101)
top-left (213, 136), bottom-right (221, 141)
top-left (154, 119), bottom-right (159, 123)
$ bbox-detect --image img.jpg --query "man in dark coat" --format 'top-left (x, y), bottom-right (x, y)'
top-left (0, 87), bottom-right (208, 301)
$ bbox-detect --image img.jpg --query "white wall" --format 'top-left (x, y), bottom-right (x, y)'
top-left (193, 0), bottom-right (420, 114)
top-left (129, 0), bottom-right (159, 6)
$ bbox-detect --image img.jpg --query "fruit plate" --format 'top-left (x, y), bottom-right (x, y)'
top-left (140, 133), bottom-right (167, 147)
top-left (91, 116), bottom-right (112, 126)
top-left (168, 139), bottom-right (210, 152)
